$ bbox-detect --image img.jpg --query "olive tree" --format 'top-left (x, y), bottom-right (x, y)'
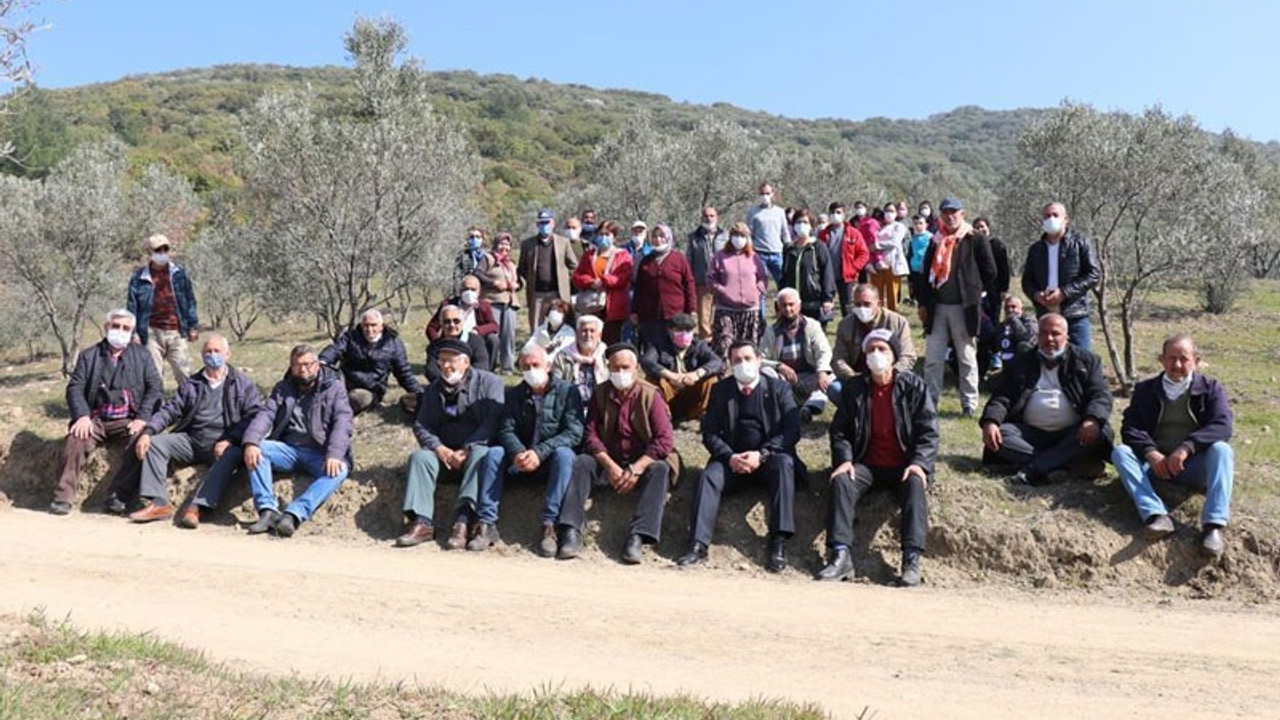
top-left (1, 0), bottom-right (40, 159)
top-left (240, 17), bottom-right (481, 339)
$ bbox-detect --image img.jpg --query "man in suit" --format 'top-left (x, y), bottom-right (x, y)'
top-left (676, 340), bottom-right (801, 572)
top-left (518, 208), bottom-right (579, 331)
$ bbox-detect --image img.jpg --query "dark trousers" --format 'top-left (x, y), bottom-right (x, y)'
top-left (827, 463), bottom-right (928, 552)
top-left (688, 455), bottom-right (795, 546)
top-left (55, 417), bottom-right (141, 504)
top-left (560, 454), bottom-right (669, 542)
top-left (990, 422), bottom-right (1104, 476)
top-left (836, 281), bottom-right (853, 317)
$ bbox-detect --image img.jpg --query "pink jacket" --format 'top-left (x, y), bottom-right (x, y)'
top-left (708, 249), bottom-right (769, 310)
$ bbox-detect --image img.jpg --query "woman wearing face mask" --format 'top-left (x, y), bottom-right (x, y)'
top-left (630, 223), bottom-right (696, 350)
top-left (530, 298), bottom-right (576, 356)
top-left (872, 203), bottom-right (910, 313)
top-left (571, 220), bottom-right (633, 344)
top-left (478, 232), bottom-right (522, 374)
top-left (708, 221), bottom-right (770, 359)
top-left (780, 209), bottom-right (837, 327)
top-left (451, 226), bottom-right (488, 297)
top-left (918, 200), bottom-right (938, 234)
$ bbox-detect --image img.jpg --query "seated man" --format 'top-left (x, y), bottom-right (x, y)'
top-left (550, 314), bottom-right (608, 411)
top-left (396, 339), bottom-right (504, 550)
top-left (320, 308), bottom-right (420, 415)
top-left (52, 308), bottom-right (162, 516)
top-left (979, 313), bottom-right (1113, 485)
top-left (241, 345), bottom-right (354, 537)
top-left (640, 313), bottom-right (723, 424)
top-left (424, 304), bottom-right (491, 383)
top-left (475, 344), bottom-right (585, 555)
top-left (127, 334), bottom-right (262, 526)
top-left (557, 343), bottom-right (677, 564)
top-left (677, 340), bottom-right (800, 572)
top-left (830, 283), bottom-right (918, 401)
top-left (982, 294), bottom-right (1037, 373)
top-left (759, 288), bottom-right (834, 423)
top-left (819, 329), bottom-right (938, 587)
top-left (425, 274), bottom-right (499, 368)
top-left (1112, 334), bottom-right (1233, 557)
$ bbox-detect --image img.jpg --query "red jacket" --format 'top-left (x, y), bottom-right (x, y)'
top-left (856, 217), bottom-right (883, 269)
top-left (424, 297), bottom-right (499, 341)
top-left (818, 222), bottom-right (871, 284)
top-left (631, 250), bottom-right (696, 322)
top-left (572, 248), bottom-right (633, 322)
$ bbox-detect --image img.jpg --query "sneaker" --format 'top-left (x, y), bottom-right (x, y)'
top-left (49, 500), bottom-right (72, 516)
top-left (466, 522), bottom-right (500, 552)
top-left (899, 550), bottom-right (923, 587)
top-left (273, 512), bottom-right (298, 538)
top-left (1142, 514), bottom-right (1175, 541)
top-left (247, 509), bottom-right (280, 535)
top-left (537, 524), bottom-right (558, 558)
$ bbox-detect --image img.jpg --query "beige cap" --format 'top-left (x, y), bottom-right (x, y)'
top-left (144, 234), bottom-right (171, 251)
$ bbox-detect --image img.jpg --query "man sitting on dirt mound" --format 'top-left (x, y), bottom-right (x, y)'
top-left (1112, 334), bottom-right (1234, 559)
top-left (319, 308), bottom-right (420, 415)
top-left (639, 313), bottom-right (723, 425)
top-left (241, 345), bottom-right (354, 538)
top-left (979, 313), bottom-right (1113, 486)
top-left (51, 308), bottom-right (163, 516)
top-left (125, 334), bottom-right (262, 528)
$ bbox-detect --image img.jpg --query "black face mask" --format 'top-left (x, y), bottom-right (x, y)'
top-left (292, 373), bottom-right (318, 390)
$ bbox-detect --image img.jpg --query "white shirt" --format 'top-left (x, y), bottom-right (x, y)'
top-left (1022, 365), bottom-right (1080, 432)
top-left (1046, 240), bottom-right (1060, 291)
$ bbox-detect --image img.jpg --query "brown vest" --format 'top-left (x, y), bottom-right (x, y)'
top-left (591, 380), bottom-right (682, 482)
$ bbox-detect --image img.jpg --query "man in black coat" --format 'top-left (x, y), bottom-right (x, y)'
top-left (819, 328), bottom-right (938, 587)
top-left (1021, 202), bottom-right (1100, 350)
top-left (676, 340), bottom-right (801, 573)
top-left (639, 313), bottom-right (723, 424)
top-left (980, 313), bottom-right (1113, 485)
top-left (320, 308), bottom-right (421, 414)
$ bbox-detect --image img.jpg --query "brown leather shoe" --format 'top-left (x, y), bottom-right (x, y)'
top-left (445, 520), bottom-right (469, 550)
top-left (395, 520), bottom-right (433, 548)
top-left (537, 523), bottom-right (558, 558)
top-left (129, 502), bottom-right (174, 524)
top-left (176, 505), bottom-right (200, 529)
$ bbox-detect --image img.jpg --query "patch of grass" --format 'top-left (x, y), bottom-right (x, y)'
top-left (17, 609), bottom-right (207, 671)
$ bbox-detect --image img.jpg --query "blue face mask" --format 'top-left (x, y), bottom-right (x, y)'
top-left (203, 353), bottom-right (227, 370)
top-left (468, 236), bottom-right (483, 250)
top-left (537, 222), bottom-right (552, 237)
top-left (582, 223), bottom-right (597, 235)
top-left (595, 236), bottom-right (612, 251)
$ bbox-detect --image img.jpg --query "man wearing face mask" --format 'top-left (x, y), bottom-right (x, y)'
top-left (241, 345), bottom-right (354, 537)
top-left (451, 227), bottom-right (489, 297)
top-left (830, 284), bottom-right (918, 401)
top-left (678, 340), bottom-right (801, 572)
top-left (125, 334), bottom-right (262, 527)
top-left (1112, 335), bottom-right (1233, 558)
top-left (818, 202), bottom-right (871, 317)
top-left (563, 217), bottom-right (585, 258)
top-left (745, 181), bottom-right (790, 286)
top-left (51, 309), bottom-right (163, 516)
top-left (425, 305), bottom-right (491, 384)
top-left (473, 344), bottom-right (584, 555)
top-left (640, 313), bottom-right (723, 425)
top-left (820, 329), bottom-right (938, 587)
top-left (396, 339), bottom-right (505, 550)
top-left (558, 343), bottom-right (677, 564)
top-left (319, 309), bottom-right (421, 415)
top-left (127, 234), bottom-right (199, 387)
top-left (579, 209), bottom-right (598, 244)
top-left (630, 223), bottom-right (696, 351)
top-left (1021, 202), bottom-right (1100, 350)
top-left (980, 314), bottom-right (1112, 486)
top-left (518, 209), bottom-right (578, 331)
top-left (760, 288), bottom-right (834, 423)
top-left (686, 206), bottom-right (728, 341)
top-left (551, 315), bottom-right (609, 409)
top-left (425, 274), bottom-right (500, 369)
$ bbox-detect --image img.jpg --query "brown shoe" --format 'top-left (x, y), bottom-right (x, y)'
top-left (395, 520), bottom-right (433, 547)
top-left (537, 523), bottom-right (558, 558)
top-left (176, 505), bottom-right (201, 529)
top-left (129, 501), bottom-right (174, 524)
top-left (446, 521), bottom-right (469, 550)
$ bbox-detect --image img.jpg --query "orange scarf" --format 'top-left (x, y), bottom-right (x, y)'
top-left (929, 221), bottom-right (973, 289)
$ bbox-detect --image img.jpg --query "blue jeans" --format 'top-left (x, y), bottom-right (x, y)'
top-left (476, 446), bottom-right (574, 525)
top-left (757, 251), bottom-right (784, 321)
top-left (1067, 314), bottom-right (1092, 351)
top-left (1111, 441), bottom-right (1233, 527)
top-left (248, 440), bottom-right (349, 522)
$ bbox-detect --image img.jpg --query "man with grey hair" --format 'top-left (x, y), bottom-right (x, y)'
top-left (319, 308), bottom-right (420, 415)
top-left (551, 314), bottom-right (608, 410)
top-left (1021, 201), bottom-right (1100, 350)
top-left (51, 309), bottom-right (163, 515)
top-left (127, 233), bottom-right (199, 386)
top-left (759, 288), bottom-right (834, 422)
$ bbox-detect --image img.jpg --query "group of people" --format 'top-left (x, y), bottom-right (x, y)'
top-left (47, 189), bottom-right (1237, 584)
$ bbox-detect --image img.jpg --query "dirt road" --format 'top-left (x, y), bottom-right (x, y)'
top-left (1, 508), bottom-right (1277, 719)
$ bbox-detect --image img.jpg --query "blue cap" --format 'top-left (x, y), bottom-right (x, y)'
top-left (536, 209), bottom-right (554, 222)
top-left (939, 197), bottom-right (963, 211)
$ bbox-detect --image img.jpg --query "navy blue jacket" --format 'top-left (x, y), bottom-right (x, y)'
top-left (1120, 373), bottom-right (1233, 459)
top-left (319, 327), bottom-right (420, 402)
top-left (413, 368), bottom-right (505, 451)
top-left (126, 263), bottom-right (199, 344)
top-left (144, 365), bottom-right (262, 445)
top-left (701, 374), bottom-right (800, 464)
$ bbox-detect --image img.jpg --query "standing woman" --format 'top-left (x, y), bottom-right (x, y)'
top-left (478, 232), bottom-right (522, 374)
top-left (708, 221), bottom-right (769, 358)
top-left (630, 223), bottom-right (696, 350)
top-left (571, 220), bottom-right (633, 345)
top-left (452, 226), bottom-right (489, 297)
top-left (872, 203), bottom-right (909, 312)
top-left (780, 208), bottom-right (836, 327)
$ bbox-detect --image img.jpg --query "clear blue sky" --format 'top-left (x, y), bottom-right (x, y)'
top-left (19, 0), bottom-right (1280, 142)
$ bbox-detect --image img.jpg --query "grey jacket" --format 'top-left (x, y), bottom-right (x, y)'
top-left (243, 366), bottom-right (354, 463)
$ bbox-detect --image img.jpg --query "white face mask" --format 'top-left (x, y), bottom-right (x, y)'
top-left (150, 252), bottom-right (170, 266)
top-left (852, 306), bottom-right (876, 324)
top-left (759, 193), bottom-right (773, 207)
top-left (885, 212), bottom-right (897, 223)
top-left (920, 207), bottom-right (932, 218)
top-left (366, 332), bottom-right (383, 345)
top-left (460, 290), bottom-right (479, 306)
top-left (443, 369), bottom-right (465, 386)
top-left (793, 222), bottom-right (811, 238)
top-left (730, 235), bottom-right (748, 250)
top-left (632, 233), bottom-right (646, 247)
top-left (652, 237), bottom-right (671, 253)
top-left (731, 361), bottom-right (759, 385)
top-left (609, 370), bottom-right (635, 391)
top-left (831, 213), bottom-right (845, 224)
top-left (1042, 216), bottom-right (1065, 235)
top-left (106, 328), bottom-right (131, 349)
top-left (523, 367), bottom-right (549, 389)
top-left (546, 310), bottom-right (565, 329)
top-left (702, 220), bottom-right (717, 232)
top-left (866, 349), bottom-right (893, 375)
top-left (567, 228), bottom-right (581, 240)
top-left (1039, 345), bottom-right (1066, 362)
top-left (1162, 373), bottom-right (1193, 400)
top-left (854, 207), bottom-right (867, 218)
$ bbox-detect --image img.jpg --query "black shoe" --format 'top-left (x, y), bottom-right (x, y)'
top-left (1143, 514), bottom-right (1175, 541)
top-left (103, 494), bottom-right (127, 515)
top-left (1201, 527), bottom-right (1225, 559)
top-left (621, 533), bottom-right (644, 565)
top-left (899, 550), bottom-right (923, 587)
top-left (799, 406), bottom-right (814, 424)
top-left (766, 536), bottom-right (788, 573)
top-left (466, 522), bottom-right (500, 551)
top-left (273, 512), bottom-right (298, 538)
top-left (1009, 468), bottom-right (1047, 487)
top-left (816, 546), bottom-right (855, 581)
top-left (247, 509), bottom-right (280, 535)
top-left (676, 541), bottom-right (708, 567)
top-left (556, 526), bottom-right (583, 560)
top-left (49, 500), bottom-right (72, 516)
top-left (961, 407), bottom-right (974, 419)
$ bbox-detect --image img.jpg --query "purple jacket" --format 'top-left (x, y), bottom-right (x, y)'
top-left (243, 366), bottom-right (354, 463)
top-left (144, 365), bottom-right (262, 445)
top-left (1120, 373), bottom-right (1233, 458)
